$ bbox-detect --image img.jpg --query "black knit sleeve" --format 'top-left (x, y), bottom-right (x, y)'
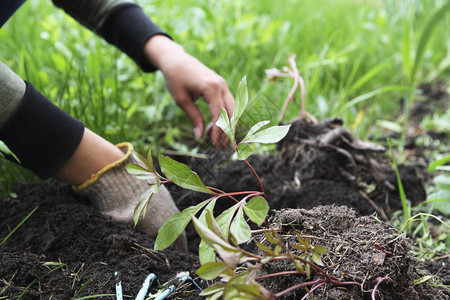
top-left (51, 0), bottom-right (171, 72)
top-left (100, 3), bottom-right (171, 72)
top-left (0, 82), bottom-right (85, 179)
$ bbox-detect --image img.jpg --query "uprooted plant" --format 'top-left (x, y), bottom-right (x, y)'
top-left (126, 74), bottom-right (397, 299)
top-left (265, 54), bottom-right (317, 124)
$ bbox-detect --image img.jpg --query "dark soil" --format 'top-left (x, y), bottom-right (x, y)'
top-left (0, 182), bottom-right (202, 299)
top-left (259, 206), bottom-right (448, 299)
top-left (1, 114), bottom-right (448, 298)
top-left (185, 118), bottom-right (427, 220)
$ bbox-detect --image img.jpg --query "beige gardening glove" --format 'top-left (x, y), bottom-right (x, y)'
top-left (74, 142), bottom-right (187, 251)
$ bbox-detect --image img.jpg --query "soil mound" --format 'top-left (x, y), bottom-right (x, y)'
top-left (0, 119), bottom-right (448, 299)
top-left (189, 119), bottom-right (426, 220)
top-left (258, 206), bottom-right (448, 299)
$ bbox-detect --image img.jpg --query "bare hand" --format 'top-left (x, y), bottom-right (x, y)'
top-left (144, 35), bottom-right (234, 148)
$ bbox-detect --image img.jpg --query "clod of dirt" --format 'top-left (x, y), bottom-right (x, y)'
top-left (256, 206), bottom-right (449, 299)
top-left (188, 119), bottom-right (427, 220)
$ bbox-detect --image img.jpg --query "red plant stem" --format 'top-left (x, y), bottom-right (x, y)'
top-left (256, 270), bottom-right (304, 280)
top-left (372, 276), bottom-right (389, 300)
top-left (243, 159), bottom-right (265, 196)
top-left (301, 282), bottom-right (326, 300)
top-left (206, 186), bottom-right (263, 203)
top-left (321, 257), bottom-right (333, 275)
top-left (224, 191), bottom-right (263, 197)
top-left (274, 279), bottom-right (323, 298)
top-left (243, 159), bottom-right (270, 228)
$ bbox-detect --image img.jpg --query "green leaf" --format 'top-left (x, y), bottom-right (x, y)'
top-left (237, 143), bottom-right (253, 160)
top-left (146, 149), bottom-right (154, 169)
top-left (199, 240), bottom-right (216, 265)
top-left (291, 244), bottom-right (308, 251)
top-left (133, 189), bottom-right (153, 226)
top-left (216, 107), bottom-right (235, 144)
top-left (230, 206), bottom-right (251, 244)
top-left (244, 120), bottom-right (270, 137)
top-left (296, 233), bottom-right (309, 248)
top-left (192, 213), bottom-right (236, 250)
top-left (255, 242), bottom-right (276, 255)
top-left (217, 203), bottom-right (240, 239)
top-left (305, 262), bottom-right (311, 278)
top-left (428, 155), bottom-right (450, 172)
top-left (209, 292), bottom-right (224, 300)
top-left (234, 283), bottom-right (264, 298)
top-left (314, 244), bottom-right (328, 255)
top-left (200, 284), bottom-right (225, 297)
top-left (126, 163), bottom-right (157, 180)
top-left (426, 192), bottom-right (450, 215)
top-left (312, 252), bottom-right (324, 266)
top-left (241, 124), bottom-right (291, 144)
top-left (223, 273), bottom-right (250, 299)
top-left (193, 226), bottom-right (240, 269)
top-left (196, 262), bottom-right (231, 280)
top-left (132, 151), bottom-right (154, 172)
top-left (154, 199), bottom-right (210, 250)
top-left (203, 201), bottom-right (228, 242)
top-left (159, 154), bottom-right (214, 194)
top-left (243, 196), bottom-right (269, 225)
top-left (274, 245), bottom-right (282, 255)
top-left (414, 275), bottom-right (434, 285)
top-left (230, 76), bottom-right (249, 133)
top-left (199, 198), bottom-right (218, 226)
top-left (293, 260), bottom-right (304, 273)
top-left (0, 140), bottom-right (20, 162)
top-left (433, 175), bottom-right (450, 190)
top-left (265, 232), bottom-right (279, 245)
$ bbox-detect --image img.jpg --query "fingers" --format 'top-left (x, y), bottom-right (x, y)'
top-left (158, 49), bottom-right (235, 148)
top-left (202, 77), bottom-right (235, 149)
top-left (176, 95), bottom-right (205, 140)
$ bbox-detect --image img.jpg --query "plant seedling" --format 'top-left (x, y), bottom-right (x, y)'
top-left (127, 76), bottom-right (291, 261)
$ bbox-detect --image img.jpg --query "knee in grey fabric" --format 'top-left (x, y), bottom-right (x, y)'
top-left (0, 61), bottom-right (26, 127)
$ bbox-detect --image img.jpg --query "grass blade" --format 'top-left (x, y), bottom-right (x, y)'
top-left (410, 2), bottom-right (450, 84)
top-left (0, 206), bottom-right (38, 247)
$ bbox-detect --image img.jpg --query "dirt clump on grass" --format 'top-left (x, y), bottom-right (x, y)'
top-left (257, 206), bottom-right (448, 299)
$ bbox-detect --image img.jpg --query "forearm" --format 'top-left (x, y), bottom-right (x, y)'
top-left (143, 35), bottom-right (185, 72)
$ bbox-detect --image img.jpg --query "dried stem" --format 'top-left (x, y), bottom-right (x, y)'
top-left (276, 54), bottom-right (309, 123)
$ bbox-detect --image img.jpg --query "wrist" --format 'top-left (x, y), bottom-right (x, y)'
top-left (143, 35), bottom-right (185, 71)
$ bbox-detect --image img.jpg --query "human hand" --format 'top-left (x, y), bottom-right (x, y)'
top-left (143, 35), bottom-right (234, 148)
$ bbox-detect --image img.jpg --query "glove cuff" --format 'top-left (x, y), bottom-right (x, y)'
top-left (73, 142), bottom-right (187, 250)
top-left (74, 142), bottom-right (133, 191)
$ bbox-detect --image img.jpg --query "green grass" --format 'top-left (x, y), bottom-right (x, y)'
top-left (0, 0), bottom-right (449, 194)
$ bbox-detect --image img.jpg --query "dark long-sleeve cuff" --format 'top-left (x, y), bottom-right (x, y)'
top-left (101, 3), bottom-right (171, 72)
top-left (0, 82), bottom-right (85, 179)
